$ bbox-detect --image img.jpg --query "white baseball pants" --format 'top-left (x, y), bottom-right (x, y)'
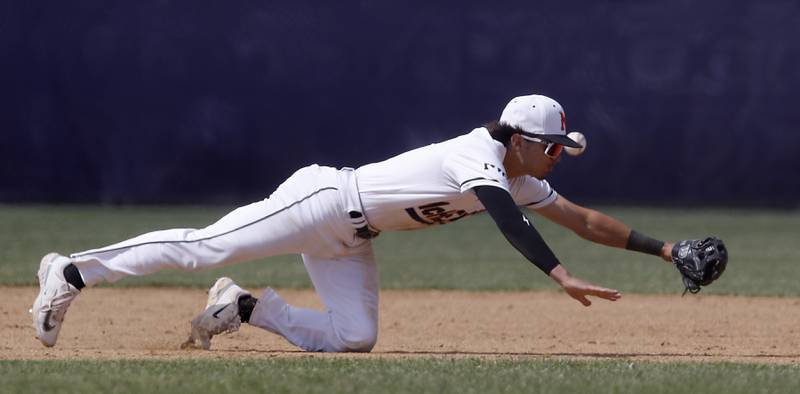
top-left (70, 165), bottom-right (380, 352)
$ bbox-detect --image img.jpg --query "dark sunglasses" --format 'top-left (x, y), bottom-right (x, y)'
top-left (526, 137), bottom-right (564, 159)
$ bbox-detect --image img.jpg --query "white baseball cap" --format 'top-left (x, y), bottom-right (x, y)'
top-left (499, 94), bottom-right (582, 148)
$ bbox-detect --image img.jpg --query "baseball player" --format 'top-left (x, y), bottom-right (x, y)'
top-left (31, 94), bottom-right (727, 351)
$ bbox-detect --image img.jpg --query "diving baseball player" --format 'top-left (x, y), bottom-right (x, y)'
top-left (32, 94), bottom-right (727, 351)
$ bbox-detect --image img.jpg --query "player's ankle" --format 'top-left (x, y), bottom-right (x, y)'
top-left (63, 263), bottom-right (85, 290)
top-left (237, 295), bottom-right (257, 323)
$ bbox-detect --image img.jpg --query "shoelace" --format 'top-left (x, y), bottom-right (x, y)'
top-left (222, 317), bottom-right (242, 335)
top-left (211, 315), bottom-right (242, 335)
top-left (202, 304), bottom-right (243, 336)
top-left (44, 284), bottom-right (79, 321)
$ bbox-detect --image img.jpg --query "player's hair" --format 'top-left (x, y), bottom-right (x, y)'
top-left (485, 121), bottom-right (525, 146)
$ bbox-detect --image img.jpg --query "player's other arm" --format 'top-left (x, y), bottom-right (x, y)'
top-left (533, 195), bottom-right (672, 262)
top-left (473, 185), bottom-right (620, 306)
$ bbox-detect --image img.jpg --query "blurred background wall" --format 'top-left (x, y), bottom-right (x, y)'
top-left (2, 1), bottom-right (799, 206)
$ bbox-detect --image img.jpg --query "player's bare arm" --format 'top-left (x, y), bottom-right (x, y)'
top-left (473, 185), bottom-right (621, 307)
top-left (530, 191), bottom-right (726, 294)
top-left (533, 194), bottom-right (674, 262)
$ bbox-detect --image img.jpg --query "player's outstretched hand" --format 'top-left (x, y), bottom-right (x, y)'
top-left (548, 265), bottom-right (621, 306)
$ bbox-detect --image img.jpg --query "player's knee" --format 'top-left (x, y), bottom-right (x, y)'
top-left (336, 322), bottom-right (378, 352)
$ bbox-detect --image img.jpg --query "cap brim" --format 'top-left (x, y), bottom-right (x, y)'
top-left (522, 132), bottom-right (583, 148)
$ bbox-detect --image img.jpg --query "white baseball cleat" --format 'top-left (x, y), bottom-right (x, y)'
top-left (182, 277), bottom-right (250, 350)
top-left (31, 252), bottom-right (80, 347)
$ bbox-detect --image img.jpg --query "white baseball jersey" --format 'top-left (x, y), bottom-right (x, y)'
top-left (355, 128), bottom-right (558, 231)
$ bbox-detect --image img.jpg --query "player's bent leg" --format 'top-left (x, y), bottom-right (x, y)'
top-left (249, 288), bottom-right (377, 352)
top-left (303, 245), bottom-right (380, 352)
top-left (247, 288), bottom-right (337, 351)
top-left (247, 245), bottom-right (379, 352)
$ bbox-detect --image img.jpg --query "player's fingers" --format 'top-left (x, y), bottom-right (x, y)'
top-left (571, 293), bottom-right (591, 307)
top-left (588, 286), bottom-right (622, 301)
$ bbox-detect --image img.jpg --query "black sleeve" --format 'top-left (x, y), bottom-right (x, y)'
top-left (473, 185), bottom-right (560, 274)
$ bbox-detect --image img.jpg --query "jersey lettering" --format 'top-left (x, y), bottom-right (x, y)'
top-left (483, 163), bottom-right (506, 177)
top-left (405, 201), bottom-right (472, 225)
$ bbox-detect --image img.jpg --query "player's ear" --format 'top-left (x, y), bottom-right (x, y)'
top-left (509, 133), bottom-right (523, 150)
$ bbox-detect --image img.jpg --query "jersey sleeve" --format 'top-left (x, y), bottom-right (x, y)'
top-left (442, 150), bottom-right (510, 193)
top-left (509, 176), bottom-right (558, 209)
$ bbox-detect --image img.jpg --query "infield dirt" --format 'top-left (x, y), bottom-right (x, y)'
top-left (3, 287), bottom-right (799, 363)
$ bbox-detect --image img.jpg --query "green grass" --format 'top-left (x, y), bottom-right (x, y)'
top-left (1, 358), bottom-right (798, 394)
top-left (3, 206), bottom-right (799, 392)
top-left (1, 205), bottom-right (798, 296)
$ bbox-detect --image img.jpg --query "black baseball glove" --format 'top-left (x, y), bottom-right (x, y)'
top-left (671, 237), bottom-right (728, 295)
